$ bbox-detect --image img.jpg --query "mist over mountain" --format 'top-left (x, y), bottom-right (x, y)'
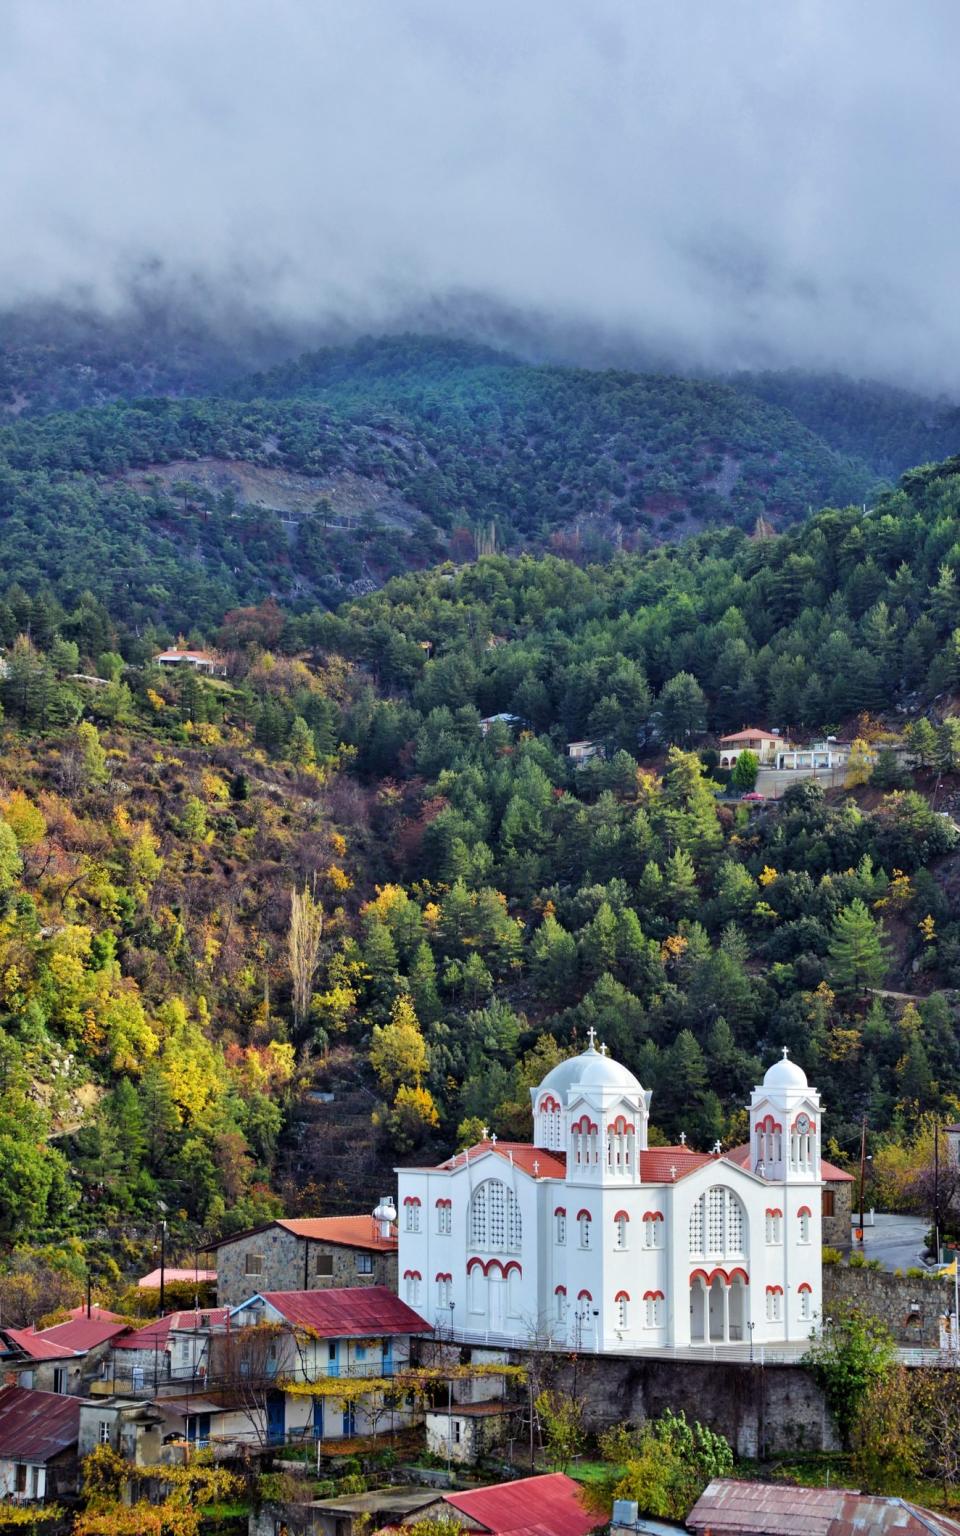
top-left (4, 2), bottom-right (960, 390)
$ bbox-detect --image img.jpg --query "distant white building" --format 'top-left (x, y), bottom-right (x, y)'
top-left (718, 728), bottom-right (784, 768)
top-left (479, 713), bottom-right (521, 737)
top-left (154, 649), bottom-right (227, 677)
top-left (567, 739), bottom-right (604, 766)
top-left (397, 1036), bottom-right (826, 1353)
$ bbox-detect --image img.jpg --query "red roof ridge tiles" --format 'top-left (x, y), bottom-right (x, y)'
top-left (208, 1214), bottom-right (397, 1253)
top-left (725, 1142), bottom-right (854, 1182)
top-left (433, 1142), bottom-right (566, 1179)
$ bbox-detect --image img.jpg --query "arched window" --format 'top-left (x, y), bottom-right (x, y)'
top-left (571, 1115), bottom-right (599, 1168)
top-left (765, 1208), bottom-right (783, 1244)
top-left (469, 1180), bottom-right (522, 1252)
top-left (798, 1206), bottom-right (811, 1244)
top-left (539, 1095), bottom-right (562, 1150)
top-left (643, 1290), bottom-right (664, 1328)
top-left (578, 1210), bottom-right (592, 1249)
top-left (642, 1212), bottom-right (663, 1249)
top-left (404, 1197), bottom-right (421, 1234)
top-left (436, 1199), bottom-right (452, 1236)
top-left (555, 1286), bottom-right (567, 1324)
top-left (435, 1273), bottom-right (452, 1308)
top-left (555, 1208), bottom-right (566, 1246)
top-left (765, 1285), bottom-right (783, 1322)
top-left (606, 1115), bottom-right (635, 1176)
top-left (798, 1283), bottom-right (812, 1321)
top-left (614, 1211), bottom-right (629, 1250)
top-left (689, 1187), bottom-right (746, 1258)
top-left (615, 1291), bottom-right (629, 1330)
top-left (404, 1270), bottom-right (421, 1305)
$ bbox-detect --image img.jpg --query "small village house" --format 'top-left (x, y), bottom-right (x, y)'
top-left (404, 1472), bottom-right (600, 1536)
top-left (424, 1400), bottom-right (521, 1464)
top-left (683, 1478), bottom-right (960, 1536)
top-left (154, 648), bottom-right (227, 677)
top-left (566, 739), bottom-right (604, 766)
top-left (91, 1308), bottom-right (230, 1397)
top-left (212, 1210), bottom-right (398, 1308)
top-left (0, 1385), bottom-right (84, 1502)
top-left (0, 1317), bottom-right (129, 1395)
top-left (717, 727), bottom-right (784, 768)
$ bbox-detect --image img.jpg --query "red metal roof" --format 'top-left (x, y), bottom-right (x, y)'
top-left (0, 1386), bottom-right (82, 1463)
top-left (0, 1327), bottom-right (75, 1362)
top-left (37, 1318), bottom-right (128, 1352)
top-left (256, 1285), bottom-right (432, 1338)
top-left (434, 1142), bottom-right (567, 1179)
top-left (688, 1479), bottom-right (960, 1536)
top-left (442, 1473), bottom-right (597, 1536)
top-left (66, 1305), bottom-right (123, 1322)
top-left (208, 1214), bottom-right (397, 1253)
top-left (726, 1143), bottom-right (854, 1182)
top-left (112, 1308), bottom-right (229, 1350)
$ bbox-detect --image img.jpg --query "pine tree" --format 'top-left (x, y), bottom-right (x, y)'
top-left (287, 714), bottom-right (316, 768)
top-left (658, 672), bottom-right (707, 744)
top-left (828, 899), bottom-right (890, 996)
top-left (530, 913), bottom-right (578, 1001)
top-left (906, 717), bottom-right (937, 769)
top-left (936, 717), bottom-right (960, 774)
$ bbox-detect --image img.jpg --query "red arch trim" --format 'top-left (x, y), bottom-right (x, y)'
top-left (765, 1285), bottom-right (784, 1295)
top-left (798, 1282), bottom-right (813, 1294)
top-left (539, 1095), bottom-right (561, 1112)
top-left (613, 1210), bottom-right (630, 1223)
top-left (466, 1257), bottom-right (521, 1278)
top-left (614, 1290), bottom-right (631, 1302)
top-left (755, 1115), bottom-right (782, 1133)
top-left (554, 1285), bottom-right (567, 1296)
top-left (403, 1195), bottom-right (421, 1206)
top-left (797, 1205), bottom-right (812, 1218)
top-left (434, 1271), bottom-right (452, 1282)
top-left (576, 1209), bottom-right (592, 1222)
top-left (765, 1207), bottom-right (783, 1218)
top-left (642, 1211), bottom-right (664, 1222)
top-left (577, 1289), bottom-right (593, 1301)
top-left (402, 1269), bottom-right (421, 1280)
top-left (690, 1267), bottom-right (749, 1287)
top-left (642, 1290), bottom-right (665, 1301)
top-left (727, 1268), bottom-right (749, 1285)
top-left (554, 1206), bottom-right (567, 1218)
top-left (435, 1197), bottom-right (451, 1208)
top-left (572, 1115), bottom-right (598, 1134)
top-left (608, 1117), bottom-right (636, 1135)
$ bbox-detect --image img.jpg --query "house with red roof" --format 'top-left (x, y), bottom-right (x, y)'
top-left (211, 1205), bottom-right (398, 1306)
top-left (397, 1036), bottom-right (830, 1354)
top-left (409, 1472), bottom-right (599, 1536)
top-left (0, 1385), bottom-right (85, 1502)
top-left (0, 1316), bottom-right (130, 1396)
top-left (717, 727), bottom-right (786, 767)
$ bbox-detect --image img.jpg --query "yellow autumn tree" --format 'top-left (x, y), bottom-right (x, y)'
top-left (845, 738), bottom-right (875, 788)
top-left (370, 994), bottom-right (428, 1093)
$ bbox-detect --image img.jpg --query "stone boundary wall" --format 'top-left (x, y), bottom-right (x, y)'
top-left (823, 1264), bottom-right (955, 1346)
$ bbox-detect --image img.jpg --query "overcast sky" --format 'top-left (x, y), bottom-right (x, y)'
top-left (2, 1), bottom-right (959, 388)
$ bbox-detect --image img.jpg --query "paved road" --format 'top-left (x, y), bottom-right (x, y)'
top-left (849, 1211), bottom-right (930, 1272)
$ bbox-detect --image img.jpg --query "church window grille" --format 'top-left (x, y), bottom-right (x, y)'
top-left (690, 1187), bottom-right (746, 1258)
top-left (765, 1287), bottom-right (782, 1323)
top-left (765, 1210), bottom-right (782, 1245)
top-left (799, 1210), bottom-right (811, 1243)
top-left (468, 1180), bottom-right (521, 1252)
top-left (555, 1210), bottom-right (566, 1245)
top-left (579, 1213), bottom-right (592, 1249)
top-left (616, 1293), bottom-right (629, 1329)
top-left (643, 1214), bottom-right (663, 1249)
top-left (614, 1215), bottom-right (628, 1250)
top-left (436, 1202), bottom-right (452, 1235)
top-left (799, 1285), bottom-right (812, 1321)
top-left (689, 1199), bottom-right (703, 1255)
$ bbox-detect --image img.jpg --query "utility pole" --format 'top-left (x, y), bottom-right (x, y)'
top-left (858, 1117), bottom-right (867, 1244)
top-left (935, 1126), bottom-right (941, 1267)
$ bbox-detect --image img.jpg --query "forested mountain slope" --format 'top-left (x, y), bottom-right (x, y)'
top-left (4, 455), bottom-right (960, 1302)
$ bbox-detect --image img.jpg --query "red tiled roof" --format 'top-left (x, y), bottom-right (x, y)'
top-left (443, 1473), bottom-right (596, 1536)
top-left (256, 1285), bottom-right (431, 1338)
top-left (112, 1308), bottom-right (229, 1350)
top-left (37, 1318), bottom-right (128, 1352)
top-left (639, 1147), bottom-right (715, 1182)
top-left (208, 1215), bottom-right (397, 1253)
top-left (688, 1479), bottom-right (960, 1536)
top-left (0, 1386), bottom-right (82, 1463)
top-left (138, 1267), bottom-right (216, 1289)
top-left (719, 728), bottom-right (779, 743)
top-left (726, 1143), bottom-right (854, 1182)
top-left (434, 1142), bottom-right (567, 1179)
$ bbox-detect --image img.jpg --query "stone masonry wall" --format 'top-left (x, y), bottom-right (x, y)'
top-left (513, 1348), bottom-right (839, 1457)
top-left (217, 1226), bottom-right (396, 1306)
top-left (822, 1179), bottom-right (853, 1250)
top-left (823, 1264), bottom-right (954, 1346)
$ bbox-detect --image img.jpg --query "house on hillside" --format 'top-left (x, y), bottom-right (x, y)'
top-left (406, 1472), bottom-right (600, 1536)
top-left (0, 1317), bottom-right (129, 1395)
top-left (91, 1308), bottom-right (230, 1397)
top-left (567, 739), bottom-right (604, 766)
top-left (0, 1385), bottom-right (84, 1502)
top-left (717, 728), bottom-right (784, 767)
top-left (154, 649), bottom-right (227, 677)
top-left (479, 713), bottom-right (521, 736)
top-left (211, 1207), bottom-right (398, 1307)
top-left (216, 1285), bottom-right (432, 1448)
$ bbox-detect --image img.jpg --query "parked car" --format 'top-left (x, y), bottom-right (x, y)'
top-left (740, 791), bottom-right (765, 802)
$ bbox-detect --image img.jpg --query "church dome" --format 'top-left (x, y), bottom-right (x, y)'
top-left (537, 1036), bottom-right (643, 1099)
top-left (762, 1049), bottom-right (808, 1091)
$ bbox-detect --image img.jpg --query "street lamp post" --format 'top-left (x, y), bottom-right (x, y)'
top-left (157, 1201), bottom-right (169, 1314)
top-left (748, 1320), bottom-right (755, 1363)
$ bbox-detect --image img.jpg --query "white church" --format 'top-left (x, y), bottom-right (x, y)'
top-left (396, 1033), bottom-right (825, 1352)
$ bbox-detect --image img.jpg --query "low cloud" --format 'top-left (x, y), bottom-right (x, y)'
top-left (2, 0), bottom-right (959, 389)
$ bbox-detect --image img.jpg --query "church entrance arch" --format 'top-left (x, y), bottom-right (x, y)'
top-left (690, 1268), bottom-right (749, 1344)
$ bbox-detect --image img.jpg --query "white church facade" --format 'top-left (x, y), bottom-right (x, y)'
top-left (396, 1036), bottom-right (825, 1352)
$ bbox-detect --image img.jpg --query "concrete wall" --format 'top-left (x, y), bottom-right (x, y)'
top-left (218, 1227), bottom-right (396, 1307)
top-left (823, 1264), bottom-right (954, 1346)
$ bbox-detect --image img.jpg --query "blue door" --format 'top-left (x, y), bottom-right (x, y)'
top-left (313, 1398), bottom-right (324, 1441)
top-left (342, 1402), bottom-right (356, 1437)
top-left (382, 1339), bottom-right (393, 1377)
top-left (266, 1391), bottom-right (286, 1446)
top-left (186, 1413), bottom-right (211, 1448)
top-left (327, 1340), bottom-right (339, 1378)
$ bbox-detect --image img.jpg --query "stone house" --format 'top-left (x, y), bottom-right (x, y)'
top-left (0, 1385), bottom-right (83, 1502)
top-left (77, 1399), bottom-right (166, 1463)
top-left (424, 1401), bottom-right (521, 1465)
top-left (0, 1317), bottom-right (129, 1395)
top-left (213, 1214), bottom-right (398, 1308)
top-left (92, 1308), bottom-right (230, 1397)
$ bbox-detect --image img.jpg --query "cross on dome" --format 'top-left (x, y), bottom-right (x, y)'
top-left (599, 1041), bottom-right (609, 1057)
top-left (782, 1046), bottom-right (790, 1059)
top-left (586, 1026), bottom-right (598, 1051)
